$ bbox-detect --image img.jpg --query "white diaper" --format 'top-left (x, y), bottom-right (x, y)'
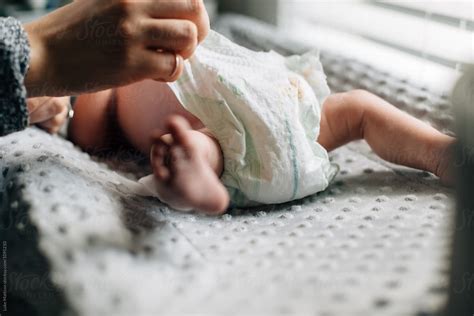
top-left (140, 31), bottom-right (338, 208)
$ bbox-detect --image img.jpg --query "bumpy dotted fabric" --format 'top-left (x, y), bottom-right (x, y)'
top-left (1, 16), bottom-right (455, 316)
top-left (0, 17), bottom-right (30, 136)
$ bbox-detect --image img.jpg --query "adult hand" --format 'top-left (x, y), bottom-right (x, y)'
top-left (24, 0), bottom-right (210, 97)
top-left (27, 97), bottom-right (70, 134)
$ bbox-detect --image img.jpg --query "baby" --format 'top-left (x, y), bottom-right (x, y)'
top-left (69, 31), bottom-right (455, 215)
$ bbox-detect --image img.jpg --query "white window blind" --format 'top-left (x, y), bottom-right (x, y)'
top-left (383, 1), bottom-right (473, 22)
top-left (282, 0), bottom-right (473, 70)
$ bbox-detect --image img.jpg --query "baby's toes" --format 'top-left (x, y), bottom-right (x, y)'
top-left (151, 141), bottom-right (171, 181)
top-left (168, 145), bottom-right (189, 168)
top-left (167, 116), bottom-right (194, 148)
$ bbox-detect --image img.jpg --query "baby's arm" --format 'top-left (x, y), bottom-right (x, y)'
top-left (69, 89), bottom-right (126, 154)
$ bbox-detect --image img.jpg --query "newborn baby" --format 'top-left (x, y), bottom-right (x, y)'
top-left (69, 31), bottom-right (454, 214)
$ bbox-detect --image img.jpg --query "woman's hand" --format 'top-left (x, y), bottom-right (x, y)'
top-left (27, 97), bottom-right (70, 134)
top-left (24, 0), bottom-right (210, 97)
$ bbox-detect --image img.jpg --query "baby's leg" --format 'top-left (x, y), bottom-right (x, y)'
top-left (71, 82), bottom-right (229, 214)
top-left (150, 116), bottom-right (229, 214)
top-left (318, 90), bottom-right (455, 184)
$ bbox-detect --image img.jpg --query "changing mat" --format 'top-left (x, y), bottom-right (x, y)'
top-left (2, 16), bottom-right (456, 316)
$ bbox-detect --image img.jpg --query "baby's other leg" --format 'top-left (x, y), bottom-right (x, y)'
top-left (318, 90), bottom-right (455, 184)
top-left (151, 116), bottom-right (229, 214)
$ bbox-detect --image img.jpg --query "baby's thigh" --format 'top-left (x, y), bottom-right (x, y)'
top-left (116, 80), bottom-right (203, 153)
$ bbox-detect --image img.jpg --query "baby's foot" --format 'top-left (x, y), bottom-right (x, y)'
top-left (150, 116), bottom-right (230, 214)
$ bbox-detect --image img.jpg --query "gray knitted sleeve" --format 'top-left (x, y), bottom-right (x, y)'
top-left (0, 17), bottom-right (30, 136)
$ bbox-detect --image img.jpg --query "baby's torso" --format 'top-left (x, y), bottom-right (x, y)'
top-left (116, 80), bottom-right (204, 153)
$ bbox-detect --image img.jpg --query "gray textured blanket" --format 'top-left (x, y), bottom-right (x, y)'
top-left (1, 15), bottom-right (455, 316)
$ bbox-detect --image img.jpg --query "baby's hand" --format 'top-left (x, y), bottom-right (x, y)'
top-left (27, 97), bottom-right (70, 134)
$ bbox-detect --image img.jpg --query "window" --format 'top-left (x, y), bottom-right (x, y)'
top-left (280, 0), bottom-right (473, 93)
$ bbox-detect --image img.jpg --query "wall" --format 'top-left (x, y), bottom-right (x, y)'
top-left (204, 0), bottom-right (217, 22)
top-left (217, 0), bottom-right (280, 25)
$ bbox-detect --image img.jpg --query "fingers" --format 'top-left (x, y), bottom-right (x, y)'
top-left (28, 97), bottom-right (69, 133)
top-left (138, 50), bottom-right (184, 82)
top-left (27, 97), bottom-right (52, 116)
top-left (145, 0), bottom-right (210, 43)
top-left (146, 0), bottom-right (204, 19)
top-left (28, 97), bottom-right (66, 124)
top-left (39, 104), bottom-right (68, 134)
top-left (24, 0), bottom-right (209, 96)
top-left (141, 19), bottom-right (198, 59)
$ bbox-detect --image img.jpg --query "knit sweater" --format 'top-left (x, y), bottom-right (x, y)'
top-left (0, 17), bottom-right (30, 136)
